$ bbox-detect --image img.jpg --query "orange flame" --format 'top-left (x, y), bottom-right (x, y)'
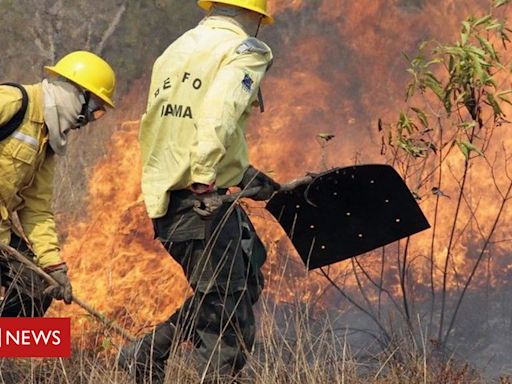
top-left (49, 0), bottom-right (512, 341)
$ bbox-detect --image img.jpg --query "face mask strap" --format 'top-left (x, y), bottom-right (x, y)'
top-left (75, 91), bottom-right (90, 128)
top-left (75, 91), bottom-right (105, 128)
top-left (255, 16), bottom-right (263, 37)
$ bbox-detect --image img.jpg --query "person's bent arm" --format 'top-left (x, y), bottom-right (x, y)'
top-left (191, 52), bottom-right (270, 185)
top-left (18, 153), bottom-right (62, 269)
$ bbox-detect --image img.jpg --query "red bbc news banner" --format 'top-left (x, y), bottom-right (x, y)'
top-left (0, 318), bottom-right (71, 358)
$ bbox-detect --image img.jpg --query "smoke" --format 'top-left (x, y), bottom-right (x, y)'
top-left (254, 0), bottom-right (491, 177)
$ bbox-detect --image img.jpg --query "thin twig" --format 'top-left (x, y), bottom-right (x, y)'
top-left (319, 268), bottom-right (391, 344)
top-left (442, 179), bottom-right (512, 344)
top-left (438, 122), bottom-right (476, 343)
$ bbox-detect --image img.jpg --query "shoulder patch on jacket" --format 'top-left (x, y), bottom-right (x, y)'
top-left (241, 73), bottom-right (254, 92)
top-left (236, 37), bottom-right (271, 56)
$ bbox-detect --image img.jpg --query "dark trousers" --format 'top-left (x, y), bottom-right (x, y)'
top-left (133, 200), bottom-right (265, 382)
top-left (0, 234), bottom-right (52, 317)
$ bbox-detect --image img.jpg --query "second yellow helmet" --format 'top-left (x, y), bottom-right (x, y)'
top-left (197, 0), bottom-right (274, 24)
top-left (44, 51), bottom-right (116, 108)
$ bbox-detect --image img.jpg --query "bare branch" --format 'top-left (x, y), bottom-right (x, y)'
top-left (443, 179), bottom-right (512, 344)
top-left (353, 255), bottom-right (406, 321)
top-left (30, 9), bottom-right (53, 61)
top-left (319, 268), bottom-right (392, 344)
top-left (95, 1), bottom-right (127, 55)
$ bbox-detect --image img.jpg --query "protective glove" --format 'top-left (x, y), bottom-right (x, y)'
top-left (43, 263), bottom-right (73, 304)
top-left (190, 182), bottom-right (215, 195)
top-left (239, 165), bottom-right (280, 201)
top-left (191, 183), bottom-right (224, 219)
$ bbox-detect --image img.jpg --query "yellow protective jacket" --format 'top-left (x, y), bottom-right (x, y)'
top-left (0, 83), bottom-right (62, 268)
top-left (139, 16), bottom-right (273, 218)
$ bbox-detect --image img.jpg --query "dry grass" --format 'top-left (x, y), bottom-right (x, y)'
top-left (0, 297), bottom-right (493, 384)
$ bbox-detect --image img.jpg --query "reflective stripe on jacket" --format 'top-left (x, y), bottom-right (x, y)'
top-left (0, 83), bottom-right (62, 268)
top-left (139, 16), bottom-right (273, 218)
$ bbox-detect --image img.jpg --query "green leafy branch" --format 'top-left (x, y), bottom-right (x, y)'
top-left (387, 5), bottom-right (512, 162)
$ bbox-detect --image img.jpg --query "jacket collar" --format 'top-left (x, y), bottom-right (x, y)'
top-left (200, 16), bottom-right (249, 37)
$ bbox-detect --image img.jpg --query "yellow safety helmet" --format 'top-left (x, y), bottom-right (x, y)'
top-left (197, 0), bottom-right (273, 24)
top-left (44, 51), bottom-right (116, 108)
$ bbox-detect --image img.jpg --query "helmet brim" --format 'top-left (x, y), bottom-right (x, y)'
top-left (197, 0), bottom-right (274, 24)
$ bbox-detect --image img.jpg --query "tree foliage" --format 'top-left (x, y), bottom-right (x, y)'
top-left (375, 0), bottom-right (512, 349)
top-left (387, 2), bottom-right (511, 161)
top-left (320, 1), bottom-right (512, 363)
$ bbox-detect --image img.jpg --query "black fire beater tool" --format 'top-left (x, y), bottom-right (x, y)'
top-left (221, 164), bottom-right (431, 270)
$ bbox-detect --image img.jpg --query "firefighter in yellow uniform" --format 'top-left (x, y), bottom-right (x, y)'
top-left (119, 0), bottom-right (279, 382)
top-left (0, 51), bottom-right (116, 316)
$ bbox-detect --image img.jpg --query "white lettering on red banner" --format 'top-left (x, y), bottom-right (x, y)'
top-left (0, 318), bottom-right (70, 357)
